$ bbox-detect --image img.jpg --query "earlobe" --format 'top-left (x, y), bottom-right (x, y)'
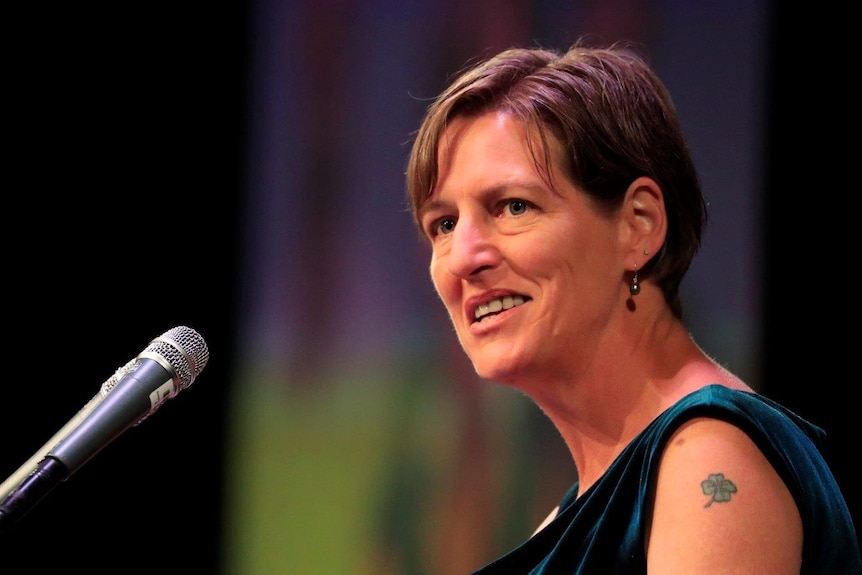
top-left (623, 176), bottom-right (667, 266)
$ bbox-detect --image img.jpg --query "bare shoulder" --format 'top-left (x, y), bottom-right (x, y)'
top-left (646, 417), bottom-right (802, 573)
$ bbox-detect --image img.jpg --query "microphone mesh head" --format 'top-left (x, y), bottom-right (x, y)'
top-left (144, 326), bottom-right (210, 390)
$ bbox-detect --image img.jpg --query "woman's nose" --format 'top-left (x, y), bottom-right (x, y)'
top-left (447, 217), bottom-right (500, 278)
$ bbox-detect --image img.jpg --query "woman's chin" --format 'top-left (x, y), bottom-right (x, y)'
top-left (472, 351), bottom-right (530, 385)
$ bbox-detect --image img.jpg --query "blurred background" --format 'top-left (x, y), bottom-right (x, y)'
top-left (2, 1), bottom-right (856, 573)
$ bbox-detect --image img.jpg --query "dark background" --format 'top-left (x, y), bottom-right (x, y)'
top-left (1, 3), bottom-right (247, 572)
top-left (763, 2), bottom-right (860, 546)
top-left (1, 3), bottom-right (857, 573)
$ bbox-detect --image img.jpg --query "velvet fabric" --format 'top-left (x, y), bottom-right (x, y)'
top-left (472, 385), bottom-right (862, 574)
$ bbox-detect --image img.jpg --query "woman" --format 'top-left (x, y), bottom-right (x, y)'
top-left (405, 42), bottom-right (861, 573)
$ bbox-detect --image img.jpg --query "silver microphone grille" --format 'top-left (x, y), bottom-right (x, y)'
top-left (140, 326), bottom-right (210, 390)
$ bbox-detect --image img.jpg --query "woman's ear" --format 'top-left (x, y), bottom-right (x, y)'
top-left (620, 176), bottom-right (667, 267)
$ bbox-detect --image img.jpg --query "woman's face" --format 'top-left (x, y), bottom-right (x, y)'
top-left (418, 110), bottom-right (626, 386)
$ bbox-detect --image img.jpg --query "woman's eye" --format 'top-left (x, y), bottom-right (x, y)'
top-left (436, 218), bottom-right (456, 235)
top-left (507, 199), bottom-right (529, 216)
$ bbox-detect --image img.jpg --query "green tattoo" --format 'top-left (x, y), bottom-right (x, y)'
top-left (701, 473), bottom-right (737, 508)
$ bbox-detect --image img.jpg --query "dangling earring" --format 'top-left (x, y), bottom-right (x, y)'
top-left (629, 267), bottom-right (640, 296)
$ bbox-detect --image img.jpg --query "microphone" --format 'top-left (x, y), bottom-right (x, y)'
top-left (0, 325), bottom-right (209, 533)
top-left (0, 358), bottom-right (138, 502)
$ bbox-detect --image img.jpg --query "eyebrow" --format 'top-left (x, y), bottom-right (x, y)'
top-left (417, 197), bottom-right (447, 222)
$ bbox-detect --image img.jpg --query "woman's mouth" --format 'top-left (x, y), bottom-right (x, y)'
top-left (474, 295), bottom-right (528, 322)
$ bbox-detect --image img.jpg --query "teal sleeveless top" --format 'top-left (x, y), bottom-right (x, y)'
top-left (472, 385), bottom-right (862, 574)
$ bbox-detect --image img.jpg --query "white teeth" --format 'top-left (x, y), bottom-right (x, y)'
top-left (474, 295), bottom-right (526, 320)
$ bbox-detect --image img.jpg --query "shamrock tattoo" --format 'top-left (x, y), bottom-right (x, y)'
top-left (701, 473), bottom-right (737, 508)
